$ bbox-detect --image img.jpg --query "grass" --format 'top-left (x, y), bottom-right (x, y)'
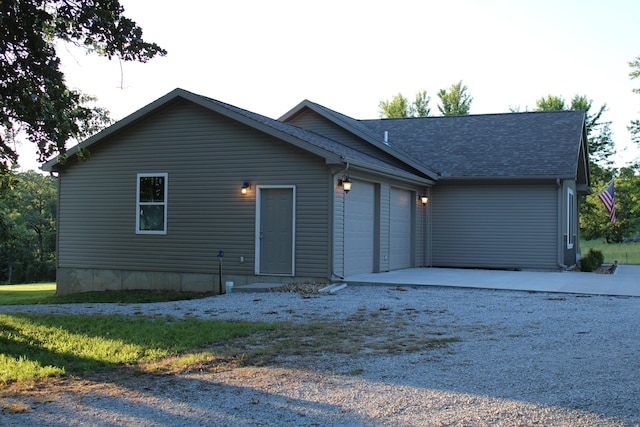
top-left (0, 311), bottom-right (461, 386)
top-left (0, 283), bottom-right (56, 305)
top-left (0, 283), bottom-right (212, 306)
top-left (0, 313), bottom-right (276, 384)
top-left (580, 239), bottom-right (640, 265)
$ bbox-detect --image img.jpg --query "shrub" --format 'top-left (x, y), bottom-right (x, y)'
top-left (580, 249), bottom-right (605, 272)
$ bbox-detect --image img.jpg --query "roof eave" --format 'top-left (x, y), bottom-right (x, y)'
top-left (345, 159), bottom-right (435, 186)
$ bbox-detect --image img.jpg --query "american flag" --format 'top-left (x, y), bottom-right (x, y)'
top-left (598, 181), bottom-right (616, 223)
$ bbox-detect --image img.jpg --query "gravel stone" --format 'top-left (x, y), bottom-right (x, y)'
top-left (1, 285), bottom-right (638, 426)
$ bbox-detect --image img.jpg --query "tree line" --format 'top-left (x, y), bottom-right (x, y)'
top-left (0, 171), bottom-right (57, 283)
top-left (379, 70), bottom-right (640, 243)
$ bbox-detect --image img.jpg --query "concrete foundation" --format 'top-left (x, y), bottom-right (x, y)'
top-left (55, 267), bottom-right (324, 295)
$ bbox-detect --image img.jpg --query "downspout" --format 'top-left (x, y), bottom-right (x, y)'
top-left (428, 186), bottom-right (433, 267)
top-left (52, 171), bottom-right (61, 295)
top-left (556, 178), bottom-right (568, 270)
top-left (331, 162), bottom-right (350, 280)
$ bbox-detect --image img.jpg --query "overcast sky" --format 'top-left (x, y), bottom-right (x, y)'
top-left (18, 0), bottom-right (640, 171)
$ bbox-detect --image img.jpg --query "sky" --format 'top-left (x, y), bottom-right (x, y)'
top-left (17, 0), bottom-right (640, 171)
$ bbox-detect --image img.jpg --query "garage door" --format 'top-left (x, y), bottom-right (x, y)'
top-left (344, 181), bottom-right (375, 276)
top-left (390, 188), bottom-right (412, 270)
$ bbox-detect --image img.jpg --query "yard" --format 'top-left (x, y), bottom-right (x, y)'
top-left (580, 238), bottom-right (640, 265)
top-left (1, 285), bottom-right (638, 426)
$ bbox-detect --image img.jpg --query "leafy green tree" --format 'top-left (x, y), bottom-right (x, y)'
top-left (437, 80), bottom-right (472, 116)
top-left (0, 0), bottom-right (166, 174)
top-left (379, 91), bottom-right (431, 118)
top-left (535, 95), bottom-right (567, 111)
top-left (581, 166), bottom-right (640, 243)
top-left (379, 93), bottom-right (411, 118)
top-left (630, 55), bottom-right (640, 156)
top-left (412, 90), bottom-right (431, 117)
top-left (0, 171), bottom-right (57, 283)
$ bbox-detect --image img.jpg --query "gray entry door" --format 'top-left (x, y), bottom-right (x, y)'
top-left (259, 187), bottom-right (294, 275)
top-left (390, 188), bottom-right (412, 270)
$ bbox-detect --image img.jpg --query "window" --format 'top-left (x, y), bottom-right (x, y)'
top-left (136, 173), bottom-right (168, 234)
top-left (567, 188), bottom-right (574, 249)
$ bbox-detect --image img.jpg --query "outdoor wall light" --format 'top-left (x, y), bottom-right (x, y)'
top-left (339, 176), bottom-right (352, 193)
top-left (241, 182), bottom-right (251, 195)
top-left (420, 194), bottom-right (429, 205)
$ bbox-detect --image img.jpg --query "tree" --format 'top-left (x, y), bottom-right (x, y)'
top-left (0, 0), bottom-right (166, 174)
top-left (437, 80), bottom-right (472, 116)
top-left (581, 166), bottom-right (640, 243)
top-left (535, 95), bottom-right (566, 111)
top-left (412, 90), bottom-right (431, 117)
top-left (0, 171), bottom-right (57, 283)
top-left (630, 55), bottom-right (640, 153)
top-left (379, 93), bottom-right (411, 118)
top-left (379, 91), bottom-right (431, 118)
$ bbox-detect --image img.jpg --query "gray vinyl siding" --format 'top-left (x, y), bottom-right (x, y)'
top-left (57, 99), bottom-right (330, 278)
top-left (431, 181), bottom-right (558, 270)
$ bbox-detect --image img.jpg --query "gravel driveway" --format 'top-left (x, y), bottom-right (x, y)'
top-left (1, 285), bottom-right (639, 426)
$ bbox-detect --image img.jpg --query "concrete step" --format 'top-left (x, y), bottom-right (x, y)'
top-left (230, 282), bottom-right (286, 293)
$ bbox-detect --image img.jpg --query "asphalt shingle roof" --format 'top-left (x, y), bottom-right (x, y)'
top-left (361, 110), bottom-right (586, 178)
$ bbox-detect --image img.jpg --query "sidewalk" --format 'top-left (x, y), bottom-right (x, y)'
top-left (344, 265), bottom-right (640, 297)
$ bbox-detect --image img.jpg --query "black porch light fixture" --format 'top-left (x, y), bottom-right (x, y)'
top-left (420, 194), bottom-right (429, 205)
top-left (241, 182), bottom-right (251, 195)
top-left (339, 176), bottom-right (352, 193)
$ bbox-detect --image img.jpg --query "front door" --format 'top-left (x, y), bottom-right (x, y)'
top-left (257, 187), bottom-right (295, 275)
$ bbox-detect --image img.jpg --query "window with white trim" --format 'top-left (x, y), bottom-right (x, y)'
top-left (136, 173), bottom-right (168, 234)
top-left (567, 188), bottom-right (574, 249)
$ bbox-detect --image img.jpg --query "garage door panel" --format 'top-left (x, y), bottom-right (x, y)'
top-left (345, 181), bottom-right (375, 276)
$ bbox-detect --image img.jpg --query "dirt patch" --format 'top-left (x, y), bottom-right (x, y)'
top-left (269, 281), bottom-right (329, 295)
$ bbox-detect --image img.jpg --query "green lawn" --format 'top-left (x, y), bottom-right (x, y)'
top-left (0, 313), bottom-right (276, 384)
top-left (0, 283), bottom-right (210, 305)
top-left (0, 283), bottom-right (56, 305)
top-left (580, 239), bottom-right (640, 265)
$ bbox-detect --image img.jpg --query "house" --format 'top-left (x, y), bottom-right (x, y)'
top-left (43, 88), bottom-right (590, 295)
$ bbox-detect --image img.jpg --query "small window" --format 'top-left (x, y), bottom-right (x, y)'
top-left (136, 173), bottom-right (168, 234)
top-left (567, 188), bottom-right (574, 249)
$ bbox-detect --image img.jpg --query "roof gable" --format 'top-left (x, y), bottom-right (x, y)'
top-left (281, 100), bottom-right (440, 180)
